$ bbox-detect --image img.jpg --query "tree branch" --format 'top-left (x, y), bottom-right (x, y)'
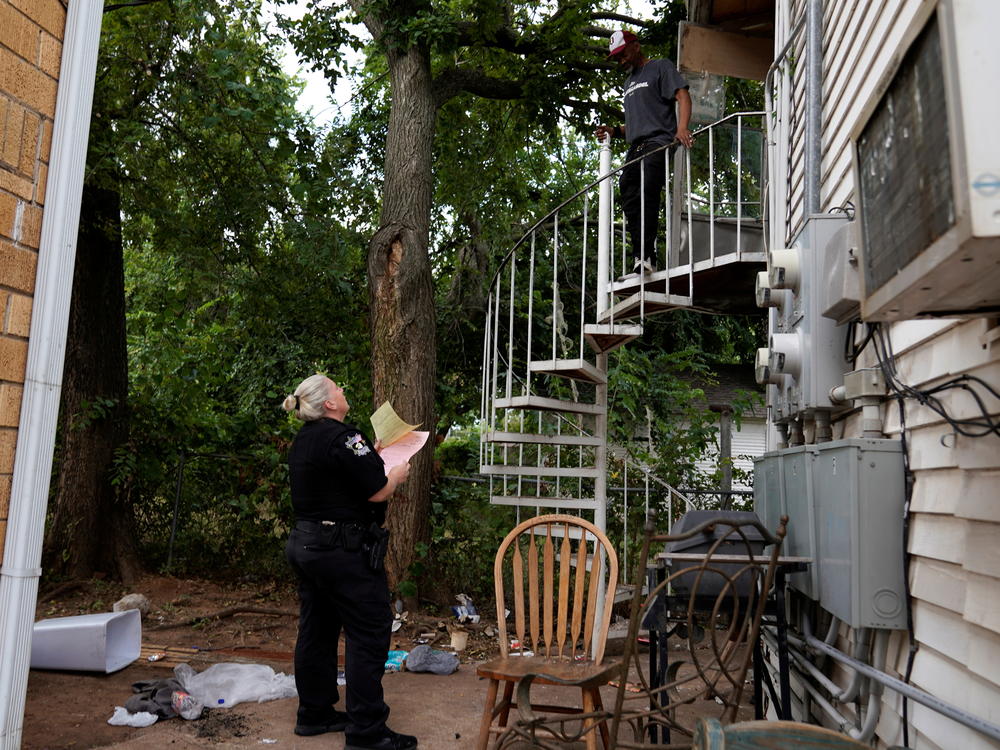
top-left (103, 0), bottom-right (165, 13)
top-left (433, 67), bottom-right (523, 108)
top-left (147, 606), bottom-right (297, 630)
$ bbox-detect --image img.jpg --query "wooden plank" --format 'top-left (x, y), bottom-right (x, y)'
top-left (543, 526), bottom-right (554, 657)
top-left (528, 529), bottom-right (539, 653)
top-left (583, 551), bottom-right (601, 656)
top-left (513, 538), bottom-right (525, 651)
top-left (571, 538), bottom-right (587, 658)
top-left (557, 526), bottom-right (571, 656)
top-left (678, 22), bottom-right (772, 80)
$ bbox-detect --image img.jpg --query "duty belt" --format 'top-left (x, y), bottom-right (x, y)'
top-left (294, 519), bottom-right (365, 530)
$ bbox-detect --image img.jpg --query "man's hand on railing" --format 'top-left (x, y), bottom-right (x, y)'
top-left (676, 125), bottom-right (694, 148)
top-left (594, 124), bottom-right (617, 143)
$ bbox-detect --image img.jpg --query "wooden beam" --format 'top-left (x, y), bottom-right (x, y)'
top-left (678, 22), bottom-right (772, 81)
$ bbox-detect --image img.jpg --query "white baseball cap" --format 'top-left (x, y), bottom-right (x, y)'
top-left (608, 29), bottom-right (638, 57)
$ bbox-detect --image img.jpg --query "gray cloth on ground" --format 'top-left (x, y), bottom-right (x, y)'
top-left (404, 644), bottom-right (459, 675)
top-left (125, 677), bottom-right (183, 718)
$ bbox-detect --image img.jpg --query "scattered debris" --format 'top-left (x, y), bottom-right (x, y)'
top-left (385, 650), bottom-right (408, 672)
top-left (609, 680), bottom-right (643, 693)
top-left (451, 594), bottom-right (480, 624)
top-left (405, 645), bottom-right (460, 675)
top-left (175, 662), bottom-right (297, 708)
top-left (114, 593), bottom-right (152, 619)
top-left (107, 706), bottom-right (157, 727)
top-left (448, 625), bottom-right (469, 652)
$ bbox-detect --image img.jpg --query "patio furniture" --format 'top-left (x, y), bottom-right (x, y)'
top-left (609, 511), bottom-right (788, 749)
top-left (476, 514), bottom-right (622, 750)
top-left (692, 717), bottom-right (871, 749)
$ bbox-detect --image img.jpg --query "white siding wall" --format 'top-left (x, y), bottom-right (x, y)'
top-left (773, 1), bottom-right (1000, 748)
top-left (694, 416), bottom-right (767, 491)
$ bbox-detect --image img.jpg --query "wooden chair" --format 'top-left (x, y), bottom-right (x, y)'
top-left (692, 718), bottom-right (871, 749)
top-left (608, 512), bottom-right (788, 749)
top-left (476, 514), bottom-right (622, 750)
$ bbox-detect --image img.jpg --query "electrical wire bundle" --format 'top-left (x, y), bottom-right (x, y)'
top-left (863, 321), bottom-right (1000, 439)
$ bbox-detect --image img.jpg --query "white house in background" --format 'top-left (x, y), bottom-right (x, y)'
top-left (689, 364), bottom-right (767, 497)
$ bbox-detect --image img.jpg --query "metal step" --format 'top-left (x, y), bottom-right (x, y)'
top-left (484, 431), bottom-right (602, 447)
top-left (480, 464), bottom-right (601, 479)
top-left (529, 358), bottom-right (606, 384)
top-left (493, 395), bottom-right (602, 415)
top-left (596, 291), bottom-right (691, 323)
top-left (610, 269), bottom-right (669, 296)
top-left (583, 323), bottom-right (643, 354)
top-left (490, 495), bottom-right (600, 511)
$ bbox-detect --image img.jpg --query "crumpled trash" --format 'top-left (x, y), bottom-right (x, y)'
top-left (125, 677), bottom-right (184, 718)
top-left (451, 593), bottom-right (480, 624)
top-left (108, 706), bottom-right (158, 727)
top-left (175, 662), bottom-right (297, 708)
top-left (404, 644), bottom-right (459, 675)
top-left (384, 650), bottom-right (408, 672)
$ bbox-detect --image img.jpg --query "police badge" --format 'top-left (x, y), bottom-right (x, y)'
top-left (345, 433), bottom-right (371, 456)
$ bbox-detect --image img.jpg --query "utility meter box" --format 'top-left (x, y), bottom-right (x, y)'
top-left (754, 448), bottom-right (819, 597)
top-left (813, 438), bottom-right (907, 629)
top-left (759, 214), bottom-right (852, 423)
top-left (754, 439), bottom-right (907, 629)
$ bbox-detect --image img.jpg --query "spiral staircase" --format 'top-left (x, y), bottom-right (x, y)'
top-left (479, 113), bottom-right (767, 557)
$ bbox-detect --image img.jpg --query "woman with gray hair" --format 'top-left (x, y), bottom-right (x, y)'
top-left (282, 374), bottom-right (416, 750)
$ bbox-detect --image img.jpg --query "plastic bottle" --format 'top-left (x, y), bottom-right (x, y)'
top-left (171, 690), bottom-right (204, 720)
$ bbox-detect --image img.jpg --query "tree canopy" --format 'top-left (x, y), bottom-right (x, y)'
top-left (45, 0), bottom-right (764, 596)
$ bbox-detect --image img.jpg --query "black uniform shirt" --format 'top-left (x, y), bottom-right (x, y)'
top-left (288, 418), bottom-right (388, 523)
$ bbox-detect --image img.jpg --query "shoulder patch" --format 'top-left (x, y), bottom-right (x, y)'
top-left (345, 433), bottom-right (372, 456)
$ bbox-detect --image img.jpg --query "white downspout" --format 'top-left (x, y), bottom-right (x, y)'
top-left (0, 1), bottom-right (104, 746)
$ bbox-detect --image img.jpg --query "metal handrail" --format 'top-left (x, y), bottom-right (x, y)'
top-left (486, 111), bottom-right (767, 290)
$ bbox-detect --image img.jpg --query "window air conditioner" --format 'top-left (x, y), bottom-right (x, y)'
top-left (854, 0), bottom-right (1000, 320)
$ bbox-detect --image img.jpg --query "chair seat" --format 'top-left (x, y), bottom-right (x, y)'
top-left (477, 655), bottom-right (623, 689)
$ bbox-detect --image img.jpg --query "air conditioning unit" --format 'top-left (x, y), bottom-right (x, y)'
top-left (854, 0), bottom-right (1000, 320)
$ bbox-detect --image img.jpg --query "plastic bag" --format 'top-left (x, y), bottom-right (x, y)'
top-left (405, 645), bottom-right (459, 675)
top-left (108, 706), bottom-right (158, 727)
top-left (174, 662), bottom-right (297, 709)
top-left (384, 650), bottom-right (408, 672)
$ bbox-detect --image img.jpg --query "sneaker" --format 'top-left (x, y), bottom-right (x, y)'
top-left (345, 729), bottom-right (418, 750)
top-left (294, 709), bottom-right (350, 736)
top-left (633, 258), bottom-right (656, 274)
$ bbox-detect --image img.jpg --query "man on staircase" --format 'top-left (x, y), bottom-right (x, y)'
top-left (596, 29), bottom-right (693, 276)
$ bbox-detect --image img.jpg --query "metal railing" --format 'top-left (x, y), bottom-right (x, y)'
top-left (479, 111), bottom-right (769, 555)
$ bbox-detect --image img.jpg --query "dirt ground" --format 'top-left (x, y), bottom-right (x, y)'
top-left (23, 575), bottom-right (755, 749)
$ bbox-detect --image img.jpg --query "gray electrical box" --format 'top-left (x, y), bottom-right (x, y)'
top-left (754, 438), bottom-right (907, 629)
top-left (766, 214), bottom-right (853, 422)
top-left (753, 448), bottom-right (819, 597)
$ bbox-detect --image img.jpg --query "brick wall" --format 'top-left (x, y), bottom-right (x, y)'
top-left (0, 0), bottom-right (66, 561)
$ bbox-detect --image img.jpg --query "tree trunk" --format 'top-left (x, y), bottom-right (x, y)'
top-left (43, 181), bottom-right (140, 583)
top-left (368, 44), bottom-right (439, 591)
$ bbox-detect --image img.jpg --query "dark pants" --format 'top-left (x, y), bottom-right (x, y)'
top-left (286, 524), bottom-right (393, 743)
top-left (619, 140), bottom-right (672, 265)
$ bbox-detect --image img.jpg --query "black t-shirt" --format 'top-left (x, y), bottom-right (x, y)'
top-left (623, 58), bottom-right (688, 145)
top-left (288, 418), bottom-right (388, 523)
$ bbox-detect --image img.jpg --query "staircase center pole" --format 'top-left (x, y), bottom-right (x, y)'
top-left (597, 136), bottom-right (612, 317)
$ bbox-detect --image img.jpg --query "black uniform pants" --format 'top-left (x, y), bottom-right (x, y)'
top-left (619, 140), bottom-right (673, 265)
top-left (286, 524), bottom-right (393, 743)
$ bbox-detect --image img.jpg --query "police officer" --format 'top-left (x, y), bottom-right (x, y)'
top-left (282, 373), bottom-right (417, 750)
